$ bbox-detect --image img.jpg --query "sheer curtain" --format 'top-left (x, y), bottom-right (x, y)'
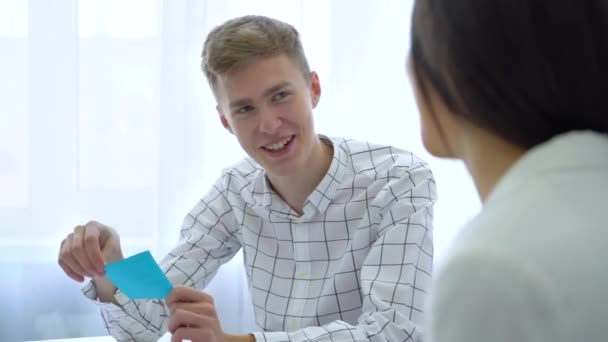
top-left (0, 1), bottom-right (480, 340)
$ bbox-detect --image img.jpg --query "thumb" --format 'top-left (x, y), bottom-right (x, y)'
top-left (99, 228), bottom-right (123, 264)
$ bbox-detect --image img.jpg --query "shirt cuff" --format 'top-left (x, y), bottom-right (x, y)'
top-left (252, 331), bottom-right (291, 342)
top-left (81, 280), bottom-right (132, 313)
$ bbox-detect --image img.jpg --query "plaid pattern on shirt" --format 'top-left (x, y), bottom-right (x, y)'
top-left (83, 136), bottom-right (437, 342)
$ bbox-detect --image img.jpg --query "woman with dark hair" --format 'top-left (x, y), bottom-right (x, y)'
top-left (408, 1), bottom-right (608, 341)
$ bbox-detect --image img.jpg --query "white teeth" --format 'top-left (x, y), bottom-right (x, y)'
top-left (265, 136), bottom-right (292, 151)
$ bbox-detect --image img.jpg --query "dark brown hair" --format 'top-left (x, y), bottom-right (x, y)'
top-left (410, 0), bottom-right (608, 149)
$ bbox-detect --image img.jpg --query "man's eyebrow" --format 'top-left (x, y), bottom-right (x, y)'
top-left (228, 82), bottom-right (292, 109)
top-left (262, 82), bottom-right (291, 98)
top-left (229, 98), bottom-right (251, 109)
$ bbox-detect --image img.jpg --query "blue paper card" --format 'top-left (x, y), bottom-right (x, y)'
top-left (105, 250), bottom-right (173, 299)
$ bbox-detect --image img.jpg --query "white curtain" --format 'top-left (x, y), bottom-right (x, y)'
top-left (0, 0), bottom-right (480, 340)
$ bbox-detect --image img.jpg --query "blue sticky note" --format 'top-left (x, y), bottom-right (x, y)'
top-left (105, 250), bottom-right (173, 299)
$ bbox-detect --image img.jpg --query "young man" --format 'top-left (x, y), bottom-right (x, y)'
top-left (58, 15), bottom-right (437, 342)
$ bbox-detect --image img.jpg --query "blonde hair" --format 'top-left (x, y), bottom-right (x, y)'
top-left (202, 15), bottom-right (311, 90)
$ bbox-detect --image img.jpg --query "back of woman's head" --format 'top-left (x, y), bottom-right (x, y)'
top-left (410, 0), bottom-right (608, 149)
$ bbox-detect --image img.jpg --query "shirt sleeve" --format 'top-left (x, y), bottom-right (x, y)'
top-left (428, 249), bottom-right (569, 342)
top-left (253, 162), bottom-right (437, 342)
top-left (82, 174), bottom-right (242, 342)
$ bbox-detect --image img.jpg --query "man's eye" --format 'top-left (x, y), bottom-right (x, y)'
top-left (272, 91), bottom-right (289, 101)
top-left (236, 105), bottom-right (253, 114)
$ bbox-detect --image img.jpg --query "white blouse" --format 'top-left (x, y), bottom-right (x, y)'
top-left (429, 131), bottom-right (608, 342)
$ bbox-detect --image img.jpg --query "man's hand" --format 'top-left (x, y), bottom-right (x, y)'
top-left (166, 286), bottom-right (227, 342)
top-left (58, 220), bottom-right (123, 282)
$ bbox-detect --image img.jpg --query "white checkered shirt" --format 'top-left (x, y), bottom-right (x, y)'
top-left (83, 136), bottom-right (437, 342)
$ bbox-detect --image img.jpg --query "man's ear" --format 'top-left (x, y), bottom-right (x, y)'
top-left (310, 71), bottom-right (321, 108)
top-left (217, 105), bottom-right (233, 134)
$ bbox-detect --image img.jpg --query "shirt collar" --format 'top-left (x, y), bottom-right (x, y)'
top-left (253, 136), bottom-right (348, 221)
top-left (486, 130), bottom-right (608, 207)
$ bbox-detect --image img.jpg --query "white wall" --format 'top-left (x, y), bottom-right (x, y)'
top-left (0, 1), bottom-right (480, 340)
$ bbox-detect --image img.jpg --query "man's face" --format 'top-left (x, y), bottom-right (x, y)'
top-left (215, 54), bottom-right (321, 177)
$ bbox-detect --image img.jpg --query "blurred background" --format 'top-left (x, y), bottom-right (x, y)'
top-left (0, 0), bottom-right (480, 340)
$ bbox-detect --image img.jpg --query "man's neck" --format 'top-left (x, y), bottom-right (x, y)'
top-left (267, 137), bottom-right (333, 215)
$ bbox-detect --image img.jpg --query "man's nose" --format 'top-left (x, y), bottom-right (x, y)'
top-left (258, 109), bottom-right (282, 134)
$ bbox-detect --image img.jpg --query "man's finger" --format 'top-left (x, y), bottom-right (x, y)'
top-left (166, 286), bottom-right (214, 306)
top-left (58, 259), bottom-right (85, 282)
top-left (71, 227), bottom-right (96, 277)
top-left (59, 236), bottom-right (89, 278)
top-left (167, 301), bottom-right (217, 317)
top-left (83, 225), bottom-right (105, 274)
top-left (171, 327), bottom-right (201, 342)
top-left (168, 309), bottom-right (203, 334)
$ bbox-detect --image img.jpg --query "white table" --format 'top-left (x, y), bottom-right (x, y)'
top-left (26, 338), bottom-right (116, 342)
top-left (26, 333), bottom-right (173, 342)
